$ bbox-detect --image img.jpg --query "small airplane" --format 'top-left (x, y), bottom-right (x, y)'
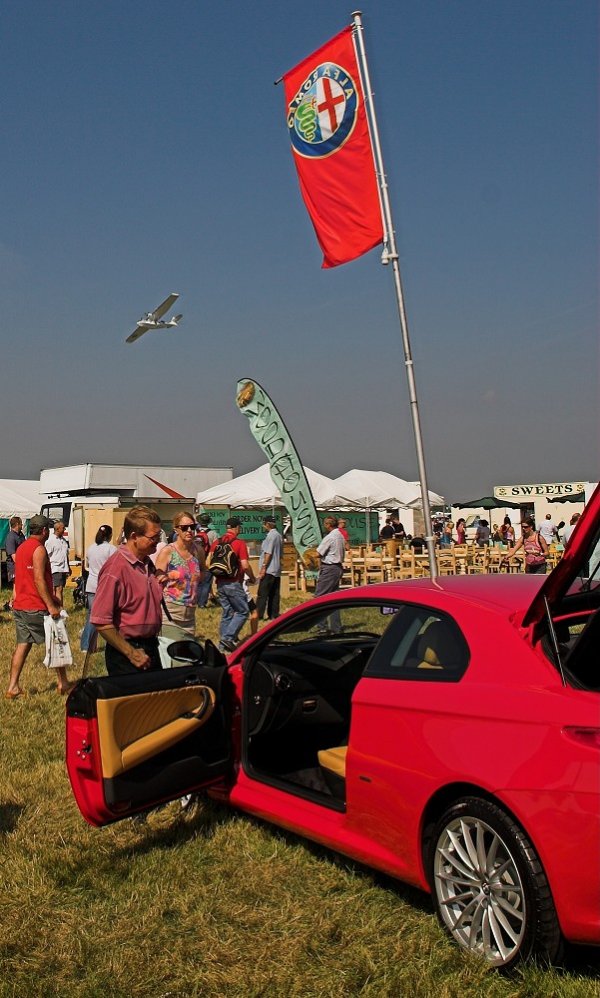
top-left (126, 293), bottom-right (183, 344)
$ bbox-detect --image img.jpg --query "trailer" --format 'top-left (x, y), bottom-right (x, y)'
top-left (39, 464), bottom-right (232, 560)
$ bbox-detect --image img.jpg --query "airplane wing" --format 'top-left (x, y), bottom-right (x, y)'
top-left (152, 292), bottom-right (179, 320)
top-left (126, 325), bottom-right (149, 344)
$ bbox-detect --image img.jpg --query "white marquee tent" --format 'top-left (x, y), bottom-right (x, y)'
top-left (0, 479), bottom-right (43, 519)
top-left (196, 464), bottom-right (356, 510)
top-left (331, 470), bottom-right (444, 510)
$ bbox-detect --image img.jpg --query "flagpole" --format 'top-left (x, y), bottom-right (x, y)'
top-left (352, 10), bottom-right (438, 578)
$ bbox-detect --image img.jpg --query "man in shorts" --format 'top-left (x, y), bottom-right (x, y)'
top-left (5, 514), bottom-right (72, 699)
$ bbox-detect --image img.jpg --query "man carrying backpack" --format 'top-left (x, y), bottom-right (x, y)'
top-left (208, 516), bottom-right (255, 653)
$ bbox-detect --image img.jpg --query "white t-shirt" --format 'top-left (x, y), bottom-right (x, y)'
top-left (538, 520), bottom-right (557, 544)
top-left (45, 533), bottom-right (70, 573)
top-left (86, 542), bottom-right (118, 593)
top-left (317, 528), bottom-right (346, 565)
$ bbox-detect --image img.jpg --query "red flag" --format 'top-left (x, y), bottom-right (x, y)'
top-left (283, 26), bottom-right (384, 269)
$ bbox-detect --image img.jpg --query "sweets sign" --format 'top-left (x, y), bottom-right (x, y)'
top-left (495, 482), bottom-right (586, 499)
top-left (236, 379), bottom-right (322, 568)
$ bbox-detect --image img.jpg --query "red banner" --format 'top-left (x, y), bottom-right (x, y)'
top-left (283, 26), bottom-right (384, 269)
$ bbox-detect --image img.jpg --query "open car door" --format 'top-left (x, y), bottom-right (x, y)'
top-left (66, 642), bottom-right (233, 826)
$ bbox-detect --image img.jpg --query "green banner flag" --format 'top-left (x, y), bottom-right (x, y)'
top-left (236, 378), bottom-right (321, 567)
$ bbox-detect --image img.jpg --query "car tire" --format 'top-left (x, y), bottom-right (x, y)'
top-left (429, 796), bottom-right (562, 969)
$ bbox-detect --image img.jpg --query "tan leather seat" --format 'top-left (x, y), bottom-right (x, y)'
top-left (415, 619), bottom-right (461, 670)
top-left (318, 745), bottom-right (347, 779)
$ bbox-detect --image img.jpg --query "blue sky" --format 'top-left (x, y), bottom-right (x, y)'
top-left (1, 0), bottom-right (597, 500)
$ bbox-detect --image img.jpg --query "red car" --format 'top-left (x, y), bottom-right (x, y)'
top-left (66, 486), bottom-right (600, 969)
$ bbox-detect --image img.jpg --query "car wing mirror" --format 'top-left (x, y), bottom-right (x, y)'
top-left (203, 638), bottom-right (228, 668)
top-left (167, 639), bottom-right (205, 665)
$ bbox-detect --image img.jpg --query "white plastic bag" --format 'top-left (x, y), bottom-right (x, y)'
top-left (43, 610), bottom-right (73, 669)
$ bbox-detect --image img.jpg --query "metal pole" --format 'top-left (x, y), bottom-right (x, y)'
top-left (352, 10), bottom-right (437, 578)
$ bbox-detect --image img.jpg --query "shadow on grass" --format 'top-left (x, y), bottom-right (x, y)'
top-left (57, 791), bottom-right (600, 980)
top-left (0, 802), bottom-right (25, 834)
top-left (257, 815), bottom-right (432, 914)
top-left (114, 805), bottom-right (600, 978)
top-left (560, 943), bottom-right (600, 976)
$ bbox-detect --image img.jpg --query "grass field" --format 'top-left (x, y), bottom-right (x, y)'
top-left (1, 586), bottom-right (598, 997)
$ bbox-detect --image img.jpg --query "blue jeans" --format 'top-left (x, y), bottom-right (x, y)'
top-left (80, 593), bottom-right (97, 652)
top-left (196, 571), bottom-right (213, 608)
top-left (216, 581), bottom-right (249, 645)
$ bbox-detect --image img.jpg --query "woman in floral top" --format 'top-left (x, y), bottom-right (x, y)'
top-left (155, 511), bottom-right (206, 637)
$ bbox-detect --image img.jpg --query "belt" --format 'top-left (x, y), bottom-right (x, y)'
top-left (322, 562), bottom-right (342, 567)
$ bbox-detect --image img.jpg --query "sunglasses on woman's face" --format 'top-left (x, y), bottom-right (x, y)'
top-left (179, 524), bottom-right (196, 532)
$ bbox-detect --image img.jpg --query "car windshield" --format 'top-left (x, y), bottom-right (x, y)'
top-left (567, 523), bottom-right (600, 594)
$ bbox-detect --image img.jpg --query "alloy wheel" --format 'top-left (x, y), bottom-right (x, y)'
top-left (433, 814), bottom-right (526, 965)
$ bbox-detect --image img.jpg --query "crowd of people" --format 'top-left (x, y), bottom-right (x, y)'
top-left (2, 503), bottom-right (582, 696)
top-left (380, 510), bottom-right (580, 556)
top-left (3, 505), bottom-right (286, 695)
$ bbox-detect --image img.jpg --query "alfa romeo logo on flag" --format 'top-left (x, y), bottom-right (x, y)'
top-left (287, 62), bottom-right (358, 158)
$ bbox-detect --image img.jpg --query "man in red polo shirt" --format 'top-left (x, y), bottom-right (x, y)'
top-left (211, 516), bottom-right (255, 653)
top-left (6, 514), bottom-right (72, 699)
top-left (91, 506), bottom-right (168, 675)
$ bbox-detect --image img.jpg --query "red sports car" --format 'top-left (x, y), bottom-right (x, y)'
top-left (66, 486), bottom-right (600, 969)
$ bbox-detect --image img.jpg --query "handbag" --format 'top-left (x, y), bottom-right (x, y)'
top-left (524, 533), bottom-right (546, 567)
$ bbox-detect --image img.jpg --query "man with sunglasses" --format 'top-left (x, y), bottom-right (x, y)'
top-left (91, 506), bottom-right (169, 674)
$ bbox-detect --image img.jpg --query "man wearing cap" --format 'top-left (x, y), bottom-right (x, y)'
top-left (256, 516), bottom-right (283, 622)
top-left (6, 514), bottom-right (73, 698)
top-left (196, 513), bottom-right (218, 609)
top-left (211, 516), bottom-right (255, 653)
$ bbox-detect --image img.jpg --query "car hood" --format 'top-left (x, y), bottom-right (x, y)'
top-left (522, 482), bottom-right (600, 628)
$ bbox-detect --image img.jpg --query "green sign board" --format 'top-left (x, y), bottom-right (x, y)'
top-left (236, 378), bottom-right (322, 565)
top-left (197, 508), bottom-right (284, 543)
top-left (320, 511), bottom-right (379, 546)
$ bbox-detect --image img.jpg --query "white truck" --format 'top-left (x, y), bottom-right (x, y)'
top-left (39, 464), bottom-right (232, 561)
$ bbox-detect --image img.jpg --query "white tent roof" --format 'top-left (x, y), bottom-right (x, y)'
top-left (0, 479), bottom-right (43, 518)
top-left (331, 470), bottom-right (444, 509)
top-left (196, 464), bottom-right (355, 510)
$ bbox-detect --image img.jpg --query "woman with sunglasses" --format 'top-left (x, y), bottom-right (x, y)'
top-left (155, 511), bottom-right (206, 637)
top-left (504, 516), bottom-right (548, 574)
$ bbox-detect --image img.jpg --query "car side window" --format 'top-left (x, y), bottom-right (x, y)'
top-left (364, 604), bottom-right (469, 682)
top-left (269, 603), bottom-right (395, 645)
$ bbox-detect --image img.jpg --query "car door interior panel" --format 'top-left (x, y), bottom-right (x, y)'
top-left (66, 663), bottom-right (231, 825)
top-left (96, 685), bottom-right (216, 778)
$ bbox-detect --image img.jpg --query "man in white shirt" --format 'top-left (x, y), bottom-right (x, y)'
top-left (561, 512), bottom-right (581, 547)
top-left (45, 521), bottom-right (71, 605)
top-left (538, 514), bottom-right (558, 546)
top-left (315, 517), bottom-right (346, 634)
top-left (315, 517), bottom-right (346, 596)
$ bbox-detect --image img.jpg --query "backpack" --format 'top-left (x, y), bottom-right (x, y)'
top-left (207, 537), bottom-right (240, 578)
top-left (196, 530), bottom-right (211, 557)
